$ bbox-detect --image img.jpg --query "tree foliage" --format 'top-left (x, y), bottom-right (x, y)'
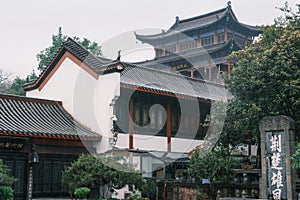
top-left (0, 69), bottom-right (37, 96)
top-left (222, 3), bottom-right (300, 146)
top-left (36, 27), bottom-right (102, 71)
top-left (61, 154), bottom-right (144, 198)
top-left (188, 147), bottom-right (237, 199)
top-left (0, 69), bottom-right (12, 94)
top-left (291, 142), bottom-right (300, 169)
top-left (0, 159), bottom-right (16, 186)
top-left (0, 186), bottom-right (14, 200)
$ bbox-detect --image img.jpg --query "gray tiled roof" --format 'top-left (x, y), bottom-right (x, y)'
top-left (135, 6), bottom-right (261, 42)
top-left (134, 39), bottom-right (238, 68)
top-left (120, 63), bottom-right (228, 101)
top-left (23, 38), bottom-right (113, 90)
top-left (63, 38), bottom-right (113, 73)
top-left (24, 38), bottom-right (228, 101)
top-left (0, 94), bottom-right (101, 140)
top-left (169, 8), bottom-right (228, 33)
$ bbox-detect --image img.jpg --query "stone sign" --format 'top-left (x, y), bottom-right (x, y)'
top-left (266, 131), bottom-right (287, 199)
top-left (259, 115), bottom-right (296, 200)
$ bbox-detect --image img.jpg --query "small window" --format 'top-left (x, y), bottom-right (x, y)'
top-left (179, 40), bottom-right (197, 52)
top-left (134, 102), bottom-right (140, 125)
top-left (156, 49), bottom-right (163, 57)
top-left (165, 45), bottom-right (176, 55)
top-left (218, 33), bottom-right (225, 43)
top-left (201, 35), bottom-right (215, 46)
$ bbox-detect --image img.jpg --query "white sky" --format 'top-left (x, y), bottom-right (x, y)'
top-left (0, 0), bottom-right (298, 78)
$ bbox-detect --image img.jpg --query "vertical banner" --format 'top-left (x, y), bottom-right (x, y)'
top-left (266, 131), bottom-right (287, 200)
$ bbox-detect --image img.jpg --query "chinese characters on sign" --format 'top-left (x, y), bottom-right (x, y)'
top-left (0, 137), bottom-right (25, 151)
top-left (0, 142), bottom-right (23, 150)
top-left (266, 131), bottom-right (287, 200)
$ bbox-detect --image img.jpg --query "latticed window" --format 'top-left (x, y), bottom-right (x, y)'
top-left (180, 40), bottom-right (197, 52)
top-left (149, 107), bottom-right (156, 129)
top-left (134, 102), bottom-right (140, 125)
top-left (156, 48), bottom-right (163, 57)
top-left (218, 33), bottom-right (225, 43)
top-left (201, 35), bottom-right (215, 46)
top-left (165, 45), bottom-right (176, 55)
top-left (142, 104), bottom-right (149, 126)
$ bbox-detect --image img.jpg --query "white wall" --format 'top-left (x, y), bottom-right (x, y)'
top-left (172, 137), bottom-right (204, 153)
top-left (26, 57), bottom-right (121, 153)
top-left (27, 58), bottom-right (82, 115)
top-left (116, 133), bottom-right (203, 153)
top-left (26, 56), bottom-right (204, 154)
top-left (93, 72), bottom-right (120, 152)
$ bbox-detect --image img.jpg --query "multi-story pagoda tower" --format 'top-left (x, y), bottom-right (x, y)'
top-left (135, 2), bottom-right (262, 82)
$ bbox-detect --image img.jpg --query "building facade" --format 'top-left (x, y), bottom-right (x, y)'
top-left (135, 2), bottom-right (261, 82)
top-left (0, 94), bottom-right (100, 199)
top-left (0, 2), bottom-right (263, 199)
top-left (23, 37), bottom-right (228, 153)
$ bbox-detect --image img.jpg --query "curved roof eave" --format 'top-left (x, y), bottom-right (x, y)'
top-left (135, 8), bottom-right (261, 44)
top-left (23, 38), bottom-right (117, 92)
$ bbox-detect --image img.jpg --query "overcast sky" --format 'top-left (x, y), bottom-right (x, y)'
top-left (0, 0), bottom-right (298, 78)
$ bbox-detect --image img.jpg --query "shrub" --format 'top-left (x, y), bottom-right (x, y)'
top-left (74, 187), bottom-right (91, 199)
top-left (62, 154), bottom-right (144, 198)
top-left (0, 159), bottom-right (15, 186)
top-left (0, 186), bottom-right (14, 200)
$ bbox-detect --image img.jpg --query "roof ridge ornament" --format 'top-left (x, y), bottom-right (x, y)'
top-left (116, 50), bottom-right (121, 61)
top-left (175, 16), bottom-right (180, 24)
top-left (227, 1), bottom-right (232, 9)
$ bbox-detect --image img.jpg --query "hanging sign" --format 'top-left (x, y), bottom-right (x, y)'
top-left (0, 137), bottom-right (26, 151)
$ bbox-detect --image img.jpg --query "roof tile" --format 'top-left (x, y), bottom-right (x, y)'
top-left (0, 94), bottom-right (101, 140)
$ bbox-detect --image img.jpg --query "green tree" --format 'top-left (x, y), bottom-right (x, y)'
top-left (0, 69), bottom-right (12, 94)
top-left (36, 27), bottom-right (102, 71)
top-left (0, 159), bottom-right (15, 186)
top-left (188, 147), bottom-right (237, 199)
top-left (8, 70), bottom-right (38, 96)
top-left (291, 142), bottom-right (300, 169)
top-left (0, 69), bottom-right (37, 96)
top-left (222, 3), bottom-right (300, 147)
top-left (7, 77), bottom-right (26, 96)
top-left (62, 154), bottom-right (144, 199)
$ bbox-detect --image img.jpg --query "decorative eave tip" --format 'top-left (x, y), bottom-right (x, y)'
top-left (175, 16), bottom-right (180, 24)
top-left (116, 50), bottom-right (121, 61)
top-left (227, 1), bottom-right (232, 9)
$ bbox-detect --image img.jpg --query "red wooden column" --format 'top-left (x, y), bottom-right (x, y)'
top-left (167, 104), bottom-right (171, 152)
top-left (190, 68), bottom-right (195, 78)
top-left (214, 30), bottom-right (218, 44)
top-left (197, 36), bottom-right (201, 47)
top-left (129, 98), bottom-right (134, 149)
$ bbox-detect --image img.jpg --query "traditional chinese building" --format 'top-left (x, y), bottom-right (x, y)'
top-left (135, 2), bottom-right (262, 82)
top-left (0, 94), bottom-right (100, 199)
top-left (23, 37), bottom-right (227, 155)
top-left (1, 2), bottom-right (264, 199)
top-left (20, 37), bottom-right (229, 200)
